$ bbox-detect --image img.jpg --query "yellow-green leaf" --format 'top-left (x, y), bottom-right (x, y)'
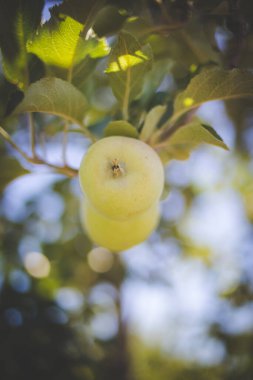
top-left (104, 120), bottom-right (139, 138)
top-left (27, 16), bottom-right (109, 69)
top-left (105, 32), bottom-right (152, 111)
top-left (140, 105), bottom-right (166, 142)
top-left (14, 77), bottom-right (87, 125)
top-left (159, 121), bottom-right (228, 162)
top-left (171, 68), bottom-right (253, 123)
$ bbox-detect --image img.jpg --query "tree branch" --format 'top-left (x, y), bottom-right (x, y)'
top-left (28, 112), bottom-right (36, 158)
top-left (0, 126), bottom-right (78, 178)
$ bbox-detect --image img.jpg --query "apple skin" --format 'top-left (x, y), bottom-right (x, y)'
top-left (81, 198), bottom-right (160, 252)
top-left (79, 136), bottom-right (164, 220)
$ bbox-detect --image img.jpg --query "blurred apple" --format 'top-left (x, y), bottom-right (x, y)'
top-left (81, 198), bottom-right (160, 252)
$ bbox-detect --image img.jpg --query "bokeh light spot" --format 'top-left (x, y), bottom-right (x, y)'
top-left (87, 247), bottom-right (114, 273)
top-left (4, 308), bottom-right (23, 327)
top-left (24, 251), bottom-right (51, 278)
top-left (9, 269), bottom-right (31, 293)
top-left (45, 306), bottom-right (69, 325)
top-left (56, 287), bottom-right (84, 312)
top-left (90, 311), bottom-right (118, 341)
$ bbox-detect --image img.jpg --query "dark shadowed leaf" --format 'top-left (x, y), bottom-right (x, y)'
top-left (0, 155), bottom-right (29, 193)
top-left (193, 0), bottom-right (224, 11)
top-left (0, 74), bottom-right (23, 120)
top-left (72, 57), bottom-right (100, 90)
top-left (50, 0), bottom-right (99, 25)
top-left (0, 0), bottom-right (44, 89)
top-left (93, 5), bottom-right (128, 37)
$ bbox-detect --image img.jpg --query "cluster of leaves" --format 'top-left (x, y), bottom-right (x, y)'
top-left (0, 0), bottom-right (253, 192)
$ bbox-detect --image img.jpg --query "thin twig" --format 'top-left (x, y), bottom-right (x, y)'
top-left (0, 126), bottom-right (78, 178)
top-left (62, 120), bottom-right (69, 165)
top-left (28, 112), bottom-right (36, 158)
top-left (0, 126), bottom-right (30, 160)
top-left (40, 131), bottom-right (47, 160)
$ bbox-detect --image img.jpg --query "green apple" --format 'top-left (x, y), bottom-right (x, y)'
top-left (81, 198), bottom-right (160, 252)
top-left (79, 136), bottom-right (164, 220)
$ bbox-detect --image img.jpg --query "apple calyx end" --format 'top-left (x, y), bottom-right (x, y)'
top-left (111, 158), bottom-right (125, 177)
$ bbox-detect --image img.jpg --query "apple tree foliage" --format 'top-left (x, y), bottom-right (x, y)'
top-left (0, 0), bottom-right (253, 186)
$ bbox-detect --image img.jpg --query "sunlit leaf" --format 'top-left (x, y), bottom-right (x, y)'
top-left (159, 120), bottom-right (228, 162)
top-left (140, 105), bottom-right (166, 142)
top-left (171, 68), bottom-right (253, 123)
top-left (104, 120), bottom-right (139, 138)
top-left (0, 0), bottom-right (44, 89)
top-left (106, 50), bottom-right (149, 73)
top-left (105, 32), bottom-right (152, 113)
top-left (14, 77), bottom-right (87, 125)
top-left (27, 16), bottom-right (109, 69)
top-left (0, 155), bottom-right (29, 193)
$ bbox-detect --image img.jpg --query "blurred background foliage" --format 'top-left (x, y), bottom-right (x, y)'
top-left (1, 0), bottom-right (253, 379)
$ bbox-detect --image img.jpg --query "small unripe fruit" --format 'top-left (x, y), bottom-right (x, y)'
top-left (79, 136), bottom-right (164, 220)
top-left (81, 198), bottom-right (160, 252)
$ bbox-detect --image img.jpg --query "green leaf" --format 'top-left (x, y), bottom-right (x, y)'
top-left (93, 5), bottom-right (128, 37)
top-left (49, 0), bottom-right (97, 25)
top-left (105, 32), bottom-right (152, 115)
top-left (0, 74), bottom-right (23, 120)
top-left (0, 155), bottom-right (29, 194)
top-left (159, 120), bottom-right (228, 162)
top-left (146, 18), bottom-right (219, 78)
top-left (14, 77), bottom-right (87, 125)
top-left (27, 16), bottom-right (109, 69)
top-left (72, 57), bottom-right (99, 90)
top-left (140, 59), bottom-right (173, 106)
top-left (0, 0), bottom-right (44, 89)
top-left (171, 68), bottom-right (253, 123)
top-left (193, 0), bottom-right (224, 12)
top-left (104, 120), bottom-right (139, 138)
top-left (140, 105), bottom-right (166, 142)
